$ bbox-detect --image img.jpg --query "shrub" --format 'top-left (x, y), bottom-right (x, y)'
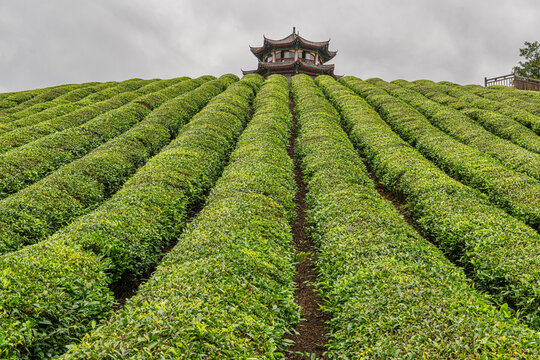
top-left (0, 79), bottom-right (152, 136)
top-left (63, 74), bottom-right (298, 360)
top-left (395, 79), bottom-right (540, 154)
top-left (0, 76), bottom-right (226, 255)
top-left (343, 77), bottom-right (540, 230)
top-left (368, 78), bottom-right (540, 181)
top-left (436, 81), bottom-right (540, 133)
top-left (464, 84), bottom-right (540, 116)
top-left (316, 75), bottom-right (540, 330)
top-left (0, 74), bottom-right (265, 359)
top-left (0, 78), bottom-right (190, 197)
top-left (0, 83), bottom-right (86, 116)
top-left (311, 74), bottom-right (540, 357)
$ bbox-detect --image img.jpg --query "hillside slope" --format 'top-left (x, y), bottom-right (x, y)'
top-left (1, 74), bottom-right (539, 359)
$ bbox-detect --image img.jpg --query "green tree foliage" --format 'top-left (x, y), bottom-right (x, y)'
top-left (514, 41), bottom-right (540, 79)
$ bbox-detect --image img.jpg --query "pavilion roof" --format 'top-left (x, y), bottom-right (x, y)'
top-left (249, 31), bottom-right (337, 62)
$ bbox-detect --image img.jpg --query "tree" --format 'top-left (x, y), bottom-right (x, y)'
top-left (514, 41), bottom-right (540, 79)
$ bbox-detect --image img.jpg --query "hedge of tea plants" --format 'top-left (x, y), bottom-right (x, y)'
top-left (394, 79), bottom-right (540, 154)
top-left (425, 81), bottom-right (540, 133)
top-left (0, 80), bottom-right (156, 153)
top-left (323, 75), bottom-right (540, 329)
top-left (0, 77), bottom-right (187, 198)
top-left (0, 83), bottom-right (87, 116)
top-left (366, 78), bottom-right (540, 181)
top-left (482, 84), bottom-right (540, 103)
top-left (1, 72), bottom-right (539, 359)
top-left (0, 82), bottom-right (112, 128)
top-left (62, 73), bottom-right (299, 359)
top-left (0, 76), bottom-right (227, 256)
top-left (288, 73), bottom-right (540, 358)
top-left (0, 74), bottom-right (259, 359)
top-left (343, 77), bottom-right (540, 231)
top-left (0, 79), bottom-right (148, 137)
top-left (463, 84), bottom-right (540, 116)
top-left (0, 88), bottom-right (50, 112)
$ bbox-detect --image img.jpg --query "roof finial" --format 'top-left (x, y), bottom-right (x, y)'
top-left (293, 26), bottom-right (296, 35)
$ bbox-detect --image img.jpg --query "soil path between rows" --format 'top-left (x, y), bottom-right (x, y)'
top-left (111, 200), bottom-right (204, 306)
top-left (112, 106), bottom-right (257, 306)
top-left (285, 91), bottom-right (329, 359)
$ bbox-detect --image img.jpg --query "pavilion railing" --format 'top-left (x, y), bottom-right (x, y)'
top-left (485, 72), bottom-right (540, 91)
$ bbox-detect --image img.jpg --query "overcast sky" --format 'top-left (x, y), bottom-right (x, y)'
top-left (0, 0), bottom-right (538, 92)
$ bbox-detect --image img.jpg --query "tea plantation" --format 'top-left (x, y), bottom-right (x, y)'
top-left (1, 73), bottom-right (540, 359)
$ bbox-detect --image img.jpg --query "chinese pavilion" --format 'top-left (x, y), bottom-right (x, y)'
top-left (242, 28), bottom-right (338, 79)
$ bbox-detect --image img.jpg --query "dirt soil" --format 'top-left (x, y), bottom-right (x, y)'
top-left (362, 160), bottom-right (434, 241)
top-left (285, 94), bottom-right (329, 359)
top-left (111, 201), bottom-right (204, 306)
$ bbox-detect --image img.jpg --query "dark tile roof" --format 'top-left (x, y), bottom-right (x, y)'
top-left (249, 31), bottom-right (337, 62)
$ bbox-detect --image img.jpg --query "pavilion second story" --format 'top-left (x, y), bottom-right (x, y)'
top-left (243, 29), bottom-right (339, 78)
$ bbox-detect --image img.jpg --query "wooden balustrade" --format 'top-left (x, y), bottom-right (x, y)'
top-left (485, 72), bottom-right (540, 91)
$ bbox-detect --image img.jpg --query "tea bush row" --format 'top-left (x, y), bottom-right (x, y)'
top-left (368, 78), bottom-right (540, 180)
top-left (0, 82), bottom-right (111, 126)
top-left (0, 76), bottom-right (224, 256)
top-left (430, 81), bottom-right (540, 133)
top-left (0, 74), bottom-right (261, 359)
top-left (345, 77), bottom-right (540, 230)
top-left (330, 75), bottom-right (540, 329)
top-left (0, 80), bottom-right (163, 153)
top-left (463, 84), bottom-right (540, 115)
top-left (0, 83), bottom-right (87, 116)
top-left (298, 73), bottom-right (540, 358)
top-left (62, 74), bottom-right (298, 359)
top-left (0, 88), bottom-right (48, 111)
top-left (0, 78), bottom-right (187, 198)
top-left (394, 79), bottom-right (540, 154)
top-left (0, 80), bottom-right (148, 136)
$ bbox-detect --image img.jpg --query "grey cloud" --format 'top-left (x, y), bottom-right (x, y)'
top-left (0, 0), bottom-right (538, 92)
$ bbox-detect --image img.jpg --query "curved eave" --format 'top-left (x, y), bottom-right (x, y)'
top-left (241, 69), bottom-right (259, 75)
top-left (249, 32), bottom-right (336, 62)
top-left (263, 33), bottom-right (296, 46)
top-left (297, 37), bottom-right (330, 50)
top-left (273, 33), bottom-right (330, 48)
top-left (250, 46), bottom-right (265, 54)
top-left (242, 60), bottom-right (338, 78)
top-left (298, 61), bottom-right (335, 72)
top-left (320, 49), bottom-right (337, 62)
top-left (250, 59), bottom-right (335, 72)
